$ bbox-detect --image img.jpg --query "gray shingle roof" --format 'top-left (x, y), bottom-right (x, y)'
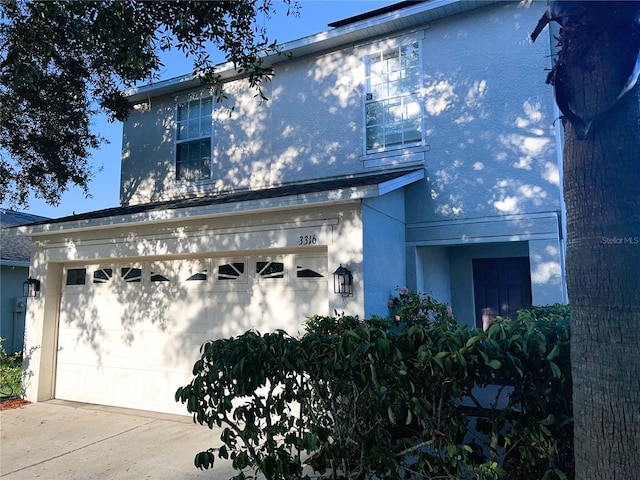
top-left (25, 169), bottom-right (423, 229)
top-left (1, 210), bottom-right (50, 263)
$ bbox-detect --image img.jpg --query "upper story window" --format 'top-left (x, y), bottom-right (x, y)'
top-left (364, 41), bottom-right (422, 152)
top-left (175, 97), bottom-right (213, 181)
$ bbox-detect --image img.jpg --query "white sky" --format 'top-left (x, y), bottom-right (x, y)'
top-left (6, 0), bottom-right (395, 219)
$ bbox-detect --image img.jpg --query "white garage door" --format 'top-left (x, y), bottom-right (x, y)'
top-left (55, 252), bottom-right (328, 414)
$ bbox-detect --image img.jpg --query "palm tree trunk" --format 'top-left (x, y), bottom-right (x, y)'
top-left (558, 3), bottom-right (640, 478)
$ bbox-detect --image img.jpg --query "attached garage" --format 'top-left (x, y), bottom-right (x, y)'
top-left (18, 170), bottom-right (420, 414)
top-left (55, 252), bottom-right (329, 414)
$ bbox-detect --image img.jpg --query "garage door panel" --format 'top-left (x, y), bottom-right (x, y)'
top-left (57, 324), bottom-right (121, 367)
top-left (56, 364), bottom-right (109, 402)
top-left (56, 252), bottom-right (328, 414)
top-left (60, 293), bottom-right (133, 333)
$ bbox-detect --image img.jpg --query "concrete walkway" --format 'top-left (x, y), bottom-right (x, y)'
top-left (0, 400), bottom-right (236, 479)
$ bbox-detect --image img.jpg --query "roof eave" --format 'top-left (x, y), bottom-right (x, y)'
top-left (0, 259), bottom-right (30, 267)
top-left (17, 170), bottom-right (424, 237)
top-left (125, 0), bottom-right (497, 103)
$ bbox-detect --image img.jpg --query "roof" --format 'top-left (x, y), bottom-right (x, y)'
top-left (0, 210), bottom-right (50, 265)
top-left (327, 1), bottom-right (428, 28)
top-left (125, 0), bottom-right (496, 103)
top-left (15, 169), bottom-right (424, 236)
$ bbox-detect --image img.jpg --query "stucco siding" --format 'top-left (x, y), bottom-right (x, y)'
top-left (120, 3), bottom-right (554, 213)
top-left (269, 51), bottom-right (363, 183)
top-left (406, 2), bottom-right (560, 224)
top-left (362, 189), bottom-right (406, 317)
top-left (415, 246), bottom-right (452, 305)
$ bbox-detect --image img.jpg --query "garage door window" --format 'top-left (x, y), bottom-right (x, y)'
top-left (66, 268), bottom-right (87, 286)
top-left (150, 272), bottom-right (170, 282)
top-left (295, 255), bottom-right (326, 279)
top-left (218, 262), bottom-right (246, 281)
top-left (93, 268), bottom-right (113, 284)
top-left (186, 270), bottom-right (208, 282)
top-left (257, 260), bottom-right (285, 279)
top-left (121, 267), bottom-right (142, 283)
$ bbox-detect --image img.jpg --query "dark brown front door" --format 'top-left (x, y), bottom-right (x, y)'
top-left (472, 257), bottom-right (532, 328)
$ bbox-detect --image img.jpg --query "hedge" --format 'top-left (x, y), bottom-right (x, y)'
top-left (176, 293), bottom-right (572, 480)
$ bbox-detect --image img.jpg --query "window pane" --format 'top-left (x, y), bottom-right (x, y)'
top-left (200, 98), bottom-right (212, 116)
top-left (176, 97), bottom-right (213, 142)
top-left (366, 126), bottom-right (383, 150)
top-left (370, 82), bottom-right (386, 99)
top-left (296, 266), bottom-right (324, 278)
top-left (199, 117), bottom-right (211, 137)
top-left (385, 122), bottom-right (403, 146)
top-left (366, 102), bottom-right (383, 127)
top-left (367, 53), bottom-right (383, 75)
top-left (93, 268), bottom-right (113, 284)
top-left (188, 119), bottom-right (199, 138)
top-left (404, 120), bottom-right (422, 143)
top-left (66, 268), bottom-right (86, 286)
top-left (177, 103), bottom-right (188, 121)
top-left (176, 139), bottom-right (211, 181)
top-left (383, 47), bottom-right (400, 66)
top-left (151, 272), bottom-right (170, 282)
top-left (188, 100), bottom-right (200, 119)
top-left (402, 43), bottom-right (419, 67)
top-left (256, 261), bottom-right (284, 279)
top-left (176, 122), bottom-right (187, 141)
top-left (186, 272), bottom-right (207, 282)
top-left (121, 267), bottom-right (142, 283)
top-left (386, 99), bottom-right (403, 121)
top-left (364, 42), bottom-right (423, 151)
top-left (403, 68), bottom-right (421, 93)
top-left (218, 262), bottom-right (245, 280)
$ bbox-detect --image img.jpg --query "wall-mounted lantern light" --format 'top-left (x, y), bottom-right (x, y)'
top-left (23, 277), bottom-right (41, 298)
top-left (333, 265), bottom-right (353, 297)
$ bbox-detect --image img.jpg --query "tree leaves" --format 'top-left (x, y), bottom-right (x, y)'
top-left (0, 0), bottom-right (296, 206)
top-left (176, 304), bottom-right (573, 480)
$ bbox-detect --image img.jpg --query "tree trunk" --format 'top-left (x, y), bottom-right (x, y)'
top-left (559, 3), bottom-right (640, 478)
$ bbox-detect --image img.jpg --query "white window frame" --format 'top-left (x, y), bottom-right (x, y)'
top-left (362, 37), bottom-right (425, 155)
top-left (179, 259), bottom-right (210, 287)
top-left (174, 95), bottom-right (214, 182)
top-left (292, 254), bottom-right (327, 284)
top-left (63, 266), bottom-right (89, 290)
top-left (90, 265), bottom-right (116, 288)
top-left (148, 261), bottom-right (174, 285)
top-left (118, 264), bottom-right (144, 286)
top-left (212, 257), bottom-right (249, 291)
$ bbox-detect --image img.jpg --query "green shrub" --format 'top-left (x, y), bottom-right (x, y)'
top-left (177, 298), bottom-right (572, 480)
top-left (0, 340), bottom-right (23, 397)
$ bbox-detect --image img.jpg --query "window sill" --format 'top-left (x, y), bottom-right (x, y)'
top-left (360, 145), bottom-right (429, 169)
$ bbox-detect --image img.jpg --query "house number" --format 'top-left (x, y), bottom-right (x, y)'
top-left (299, 234), bottom-right (318, 246)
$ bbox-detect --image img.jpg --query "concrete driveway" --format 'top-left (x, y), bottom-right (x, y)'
top-left (0, 400), bottom-right (236, 479)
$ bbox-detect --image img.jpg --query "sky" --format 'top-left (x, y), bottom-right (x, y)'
top-left (4, 0), bottom-right (397, 219)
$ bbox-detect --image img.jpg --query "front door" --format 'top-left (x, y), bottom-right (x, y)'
top-left (472, 257), bottom-right (532, 329)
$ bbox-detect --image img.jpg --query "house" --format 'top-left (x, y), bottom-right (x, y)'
top-left (0, 210), bottom-right (49, 355)
top-left (15, 1), bottom-right (566, 415)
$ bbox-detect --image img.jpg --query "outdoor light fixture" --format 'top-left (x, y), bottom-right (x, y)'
top-left (333, 264), bottom-right (353, 297)
top-left (23, 277), bottom-right (41, 298)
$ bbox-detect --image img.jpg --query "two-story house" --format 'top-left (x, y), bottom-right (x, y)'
top-left (17, 0), bottom-right (566, 415)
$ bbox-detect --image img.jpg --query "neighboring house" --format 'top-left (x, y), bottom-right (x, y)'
top-left (0, 210), bottom-right (49, 355)
top-left (15, 1), bottom-right (567, 414)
